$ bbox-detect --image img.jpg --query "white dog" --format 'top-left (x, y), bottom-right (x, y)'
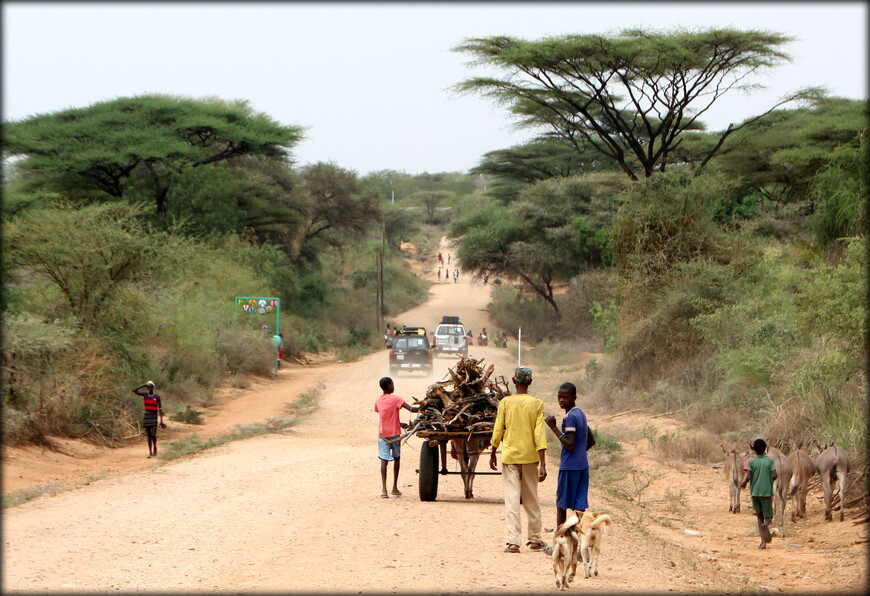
top-left (578, 510), bottom-right (613, 578)
top-left (551, 509), bottom-right (581, 590)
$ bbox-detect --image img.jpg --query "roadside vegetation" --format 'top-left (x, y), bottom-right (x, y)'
top-left (448, 28), bottom-right (867, 512)
top-left (2, 28), bottom-right (865, 523)
top-left (1, 95), bottom-right (478, 449)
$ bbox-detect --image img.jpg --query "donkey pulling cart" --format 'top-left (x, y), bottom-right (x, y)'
top-left (387, 356), bottom-right (510, 501)
top-left (415, 430), bottom-right (500, 501)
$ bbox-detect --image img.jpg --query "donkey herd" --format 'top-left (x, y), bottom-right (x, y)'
top-left (721, 439), bottom-right (852, 527)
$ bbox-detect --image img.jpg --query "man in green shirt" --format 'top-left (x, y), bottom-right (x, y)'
top-left (740, 438), bottom-right (778, 549)
top-left (489, 366), bottom-right (548, 553)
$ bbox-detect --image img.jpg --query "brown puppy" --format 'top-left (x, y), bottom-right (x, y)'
top-left (551, 509), bottom-right (581, 590)
top-left (578, 510), bottom-right (613, 578)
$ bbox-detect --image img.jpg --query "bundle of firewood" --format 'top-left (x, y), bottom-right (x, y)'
top-left (404, 356), bottom-right (511, 436)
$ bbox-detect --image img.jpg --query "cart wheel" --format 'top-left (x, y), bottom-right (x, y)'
top-left (418, 441), bottom-right (439, 501)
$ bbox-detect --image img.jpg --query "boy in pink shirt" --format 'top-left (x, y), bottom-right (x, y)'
top-left (374, 377), bottom-right (419, 498)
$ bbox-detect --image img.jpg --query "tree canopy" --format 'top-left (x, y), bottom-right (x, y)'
top-left (471, 137), bottom-right (621, 202)
top-left (4, 202), bottom-right (161, 324)
top-left (3, 94), bottom-right (304, 215)
top-left (708, 97), bottom-right (868, 209)
top-left (451, 174), bottom-right (626, 317)
top-left (292, 162), bottom-right (381, 260)
top-left (454, 28), bottom-right (807, 180)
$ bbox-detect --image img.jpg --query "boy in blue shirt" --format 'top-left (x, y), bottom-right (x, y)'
top-left (544, 382), bottom-right (596, 531)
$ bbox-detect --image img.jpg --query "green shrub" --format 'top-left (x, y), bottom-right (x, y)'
top-left (337, 344), bottom-right (372, 362)
top-left (170, 405), bottom-right (204, 425)
top-left (590, 300), bottom-right (619, 353)
top-left (213, 325), bottom-right (276, 376)
top-left (584, 359), bottom-right (602, 383)
top-left (811, 141), bottom-right (868, 247)
top-left (488, 286), bottom-right (558, 343)
top-left (612, 170), bottom-right (730, 283)
top-left (795, 236), bottom-right (866, 351)
top-left (592, 429), bottom-right (622, 453)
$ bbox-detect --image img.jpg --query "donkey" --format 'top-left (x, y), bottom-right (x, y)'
top-left (765, 445), bottom-right (793, 527)
top-left (450, 436), bottom-right (491, 499)
top-left (788, 443), bottom-right (817, 522)
top-left (813, 441), bottom-right (851, 521)
top-left (720, 445), bottom-right (744, 513)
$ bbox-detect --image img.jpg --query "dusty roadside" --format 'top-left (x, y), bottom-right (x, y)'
top-left (2, 237), bottom-right (866, 593)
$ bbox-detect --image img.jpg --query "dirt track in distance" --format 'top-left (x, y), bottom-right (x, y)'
top-left (2, 238), bottom-right (867, 593)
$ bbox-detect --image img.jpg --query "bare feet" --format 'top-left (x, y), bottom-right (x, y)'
top-left (390, 489), bottom-right (402, 496)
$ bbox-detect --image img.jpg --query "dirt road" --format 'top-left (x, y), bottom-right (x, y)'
top-left (3, 239), bottom-right (867, 593)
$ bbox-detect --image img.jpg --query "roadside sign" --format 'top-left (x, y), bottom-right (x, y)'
top-left (235, 296), bottom-right (281, 374)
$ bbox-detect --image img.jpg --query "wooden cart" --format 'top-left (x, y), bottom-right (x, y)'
top-left (414, 429), bottom-right (500, 501)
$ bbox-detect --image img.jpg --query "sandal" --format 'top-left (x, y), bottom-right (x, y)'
top-left (503, 544), bottom-right (520, 553)
top-left (527, 540), bottom-right (548, 552)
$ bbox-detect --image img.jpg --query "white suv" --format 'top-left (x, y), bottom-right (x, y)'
top-left (433, 323), bottom-right (468, 357)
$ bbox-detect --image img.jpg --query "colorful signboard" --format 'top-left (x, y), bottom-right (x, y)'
top-left (235, 296), bottom-right (281, 374)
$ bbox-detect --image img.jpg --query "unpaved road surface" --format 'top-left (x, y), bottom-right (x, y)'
top-left (3, 239), bottom-right (867, 593)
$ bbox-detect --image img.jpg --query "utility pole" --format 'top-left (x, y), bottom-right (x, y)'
top-left (376, 248), bottom-right (383, 335)
top-left (376, 220), bottom-right (385, 335)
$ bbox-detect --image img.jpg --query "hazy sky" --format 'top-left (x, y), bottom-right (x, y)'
top-left (3, 1), bottom-right (867, 176)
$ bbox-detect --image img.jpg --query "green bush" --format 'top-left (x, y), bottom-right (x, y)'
top-left (811, 140), bottom-right (868, 247)
top-left (170, 405), bottom-right (204, 425)
top-left (213, 325), bottom-right (276, 376)
top-left (488, 286), bottom-right (558, 343)
top-left (592, 429), bottom-right (622, 453)
top-left (612, 170), bottom-right (730, 283)
top-left (795, 236), bottom-right (866, 351)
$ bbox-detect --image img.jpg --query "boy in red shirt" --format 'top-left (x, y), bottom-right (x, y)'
top-left (374, 377), bottom-right (419, 498)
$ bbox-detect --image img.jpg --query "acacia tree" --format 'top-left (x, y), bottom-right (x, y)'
top-left (3, 95), bottom-right (304, 215)
top-left (291, 162), bottom-right (381, 261)
top-left (451, 175), bottom-right (624, 318)
top-left (4, 202), bottom-right (160, 324)
top-left (454, 28), bottom-right (813, 180)
top-left (471, 137), bottom-right (621, 202)
top-left (415, 190), bottom-right (453, 224)
top-left (708, 97), bottom-right (868, 209)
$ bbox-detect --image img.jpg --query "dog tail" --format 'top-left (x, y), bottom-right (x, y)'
top-left (555, 512), bottom-right (581, 537)
top-left (591, 514), bottom-right (612, 531)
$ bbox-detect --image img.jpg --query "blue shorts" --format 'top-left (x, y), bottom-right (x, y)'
top-left (378, 436), bottom-right (401, 461)
top-left (556, 468), bottom-right (590, 511)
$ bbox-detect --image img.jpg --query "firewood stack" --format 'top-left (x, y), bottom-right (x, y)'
top-left (405, 356), bottom-right (511, 437)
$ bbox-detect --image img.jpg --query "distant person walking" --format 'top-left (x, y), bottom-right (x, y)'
top-left (453, 268), bottom-right (459, 283)
top-left (489, 366), bottom-right (548, 553)
top-left (374, 377), bottom-right (420, 498)
top-left (133, 381), bottom-right (164, 458)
